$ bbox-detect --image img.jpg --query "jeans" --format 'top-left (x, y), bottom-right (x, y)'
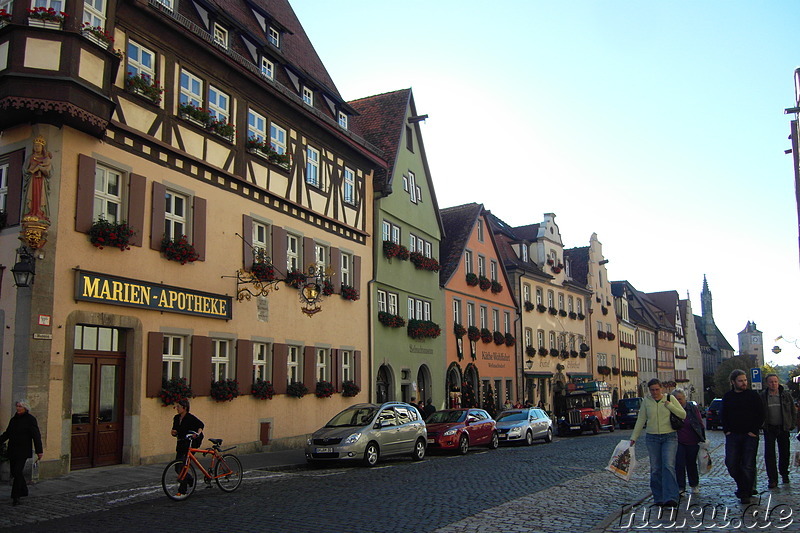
top-left (764, 425), bottom-right (790, 482)
top-left (725, 432), bottom-right (759, 497)
top-left (675, 442), bottom-right (700, 491)
top-left (646, 432), bottom-right (679, 504)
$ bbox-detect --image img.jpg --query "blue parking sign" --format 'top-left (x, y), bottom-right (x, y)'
top-left (750, 368), bottom-right (762, 390)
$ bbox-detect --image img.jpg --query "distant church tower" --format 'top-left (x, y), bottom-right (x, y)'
top-left (738, 321), bottom-right (764, 367)
top-left (701, 275), bottom-right (718, 350)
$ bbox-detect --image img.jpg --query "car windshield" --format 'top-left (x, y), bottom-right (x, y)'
top-left (325, 406), bottom-right (377, 427)
top-left (709, 400), bottom-right (722, 410)
top-left (427, 411), bottom-right (467, 424)
top-left (566, 395), bottom-right (593, 409)
top-left (496, 411), bottom-right (527, 422)
top-left (618, 399), bottom-right (640, 411)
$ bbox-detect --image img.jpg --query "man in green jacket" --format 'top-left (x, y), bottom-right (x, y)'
top-left (760, 374), bottom-right (796, 488)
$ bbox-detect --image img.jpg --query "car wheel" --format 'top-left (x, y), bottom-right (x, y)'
top-left (609, 419), bottom-right (615, 432)
top-left (489, 432), bottom-right (499, 450)
top-left (458, 435), bottom-right (470, 455)
top-left (363, 442), bottom-right (379, 467)
top-left (543, 428), bottom-right (553, 443)
top-left (411, 438), bottom-right (426, 461)
top-left (592, 421), bottom-right (600, 435)
top-left (525, 430), bottom-right (534, 446)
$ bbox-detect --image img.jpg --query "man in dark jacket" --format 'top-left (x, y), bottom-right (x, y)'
top-left (721, 369), bottom-right (764, 504)
top-left (0, 399), bottom-right (43, 506)
top-left (760, 374), bottom-right (797, 488)
top-left (171, 399), bottom-right (204, 492)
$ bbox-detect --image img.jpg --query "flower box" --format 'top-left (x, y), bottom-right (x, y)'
top-left (88, 218), bottom-right (135, 251)
top-left (480, 328), bottom-right (492, 343)
top-left (409, 251), bottom-right (440, 272)
top-left (467, 326), bottom-right (481, 342)
top-left (210, 378), bottom-right (240, 402)
top-left (383, 240), bottom-right (409, 260)
top-left (524, 301), bottom-right (534, 312)
top-left (538, 347), bottom-right (548, 357)
top-left (125, 73), bottom-right (163, 105)
top-left (504, 333), bottom-right (515, 347)
top-left (611, 367), bottom-right (620, 376)
top-left (159, 377), bottom-right (192, 406)
top-left (607, 332), bottom-right (616, 341)
top-left (179, 102), bottom-right (235, 141)
top-left (549, 348), bottom-right (559, 357)
top-left (285, 268), bottom-right (306, 289)
top-left (378, 311), bottom-right (405, 328)
top-left (548, 307), bottom-right (558, 315)
top-left (246, 139), bottom-right (291, 169)
top-left (81, 23), bottom-right (114, 48)
top-left (569, 311), bottom-right (577, 320)
top-left (315, 380), bottom-right (334, 398)
top-left (251, 379), bottom-right (274, 400)
top-left (28, 7), bottom-right (66, 29)
top-left (525, 346), bottom-right (536, 357)
top-left (251, 261), bottom-right (275, 282)
top-left (465, 273), bottom-right (479, 286)
top-left (407, 319), bottom-right (441, 339)
top-left (287, 381), bottom-right (308, 398)
top-left (597, 365), bottom-right (611, 376)
top-left (570, 350), bottom-right (579, 358)
top-left (493, 331), bottom-right (505, 345)
top-left (537, 304), bottom-right (547, 313)
top-left (602, 306), bottom-right (608, 315)
top-left (28, 18), bottom-right (61, 29)
top-left (341, 380), bottom-right (360, 397)
top-left (577, 313), bottom-right (586, 320)
top-left (161, 235), bottom-right (199, 264)
top-left (453, 323), bottom-right (467, 337)
top-left (597, 330), bottom-right (607, 339)
top-left (478, 276), bottom-right (491, 291)
top-left (490, 280), bottom-right (503, 294)
top-left (340, 284), bottom-right (359, 301)
top-left (558, 309), bottom-right (567, 317)
top-left (321, 279), bottom-right (334, 296)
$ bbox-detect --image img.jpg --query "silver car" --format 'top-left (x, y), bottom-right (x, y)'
top-left (305, 402), bottom-right (427, 466)
top-left (495, 408), bottom-right (553, 445)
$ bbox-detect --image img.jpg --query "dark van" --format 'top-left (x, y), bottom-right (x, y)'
top-left (705, 398), bottom-right (723, 430)
top-left (616, 397), bottom-right (642, 429)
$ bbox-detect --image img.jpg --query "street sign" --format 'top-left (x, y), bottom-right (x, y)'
top-left (750, 367), bottom-right (762, 390)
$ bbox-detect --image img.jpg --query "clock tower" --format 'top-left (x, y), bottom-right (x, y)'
top-left (738, 321), bottom-right (764, 367)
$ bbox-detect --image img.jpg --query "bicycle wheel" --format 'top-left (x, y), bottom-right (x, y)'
top-left (214, 454), bottom-right (243, 492)
top-left (162, 460), bottom-right (197, 501)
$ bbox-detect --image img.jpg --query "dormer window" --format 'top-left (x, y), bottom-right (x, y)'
top-left (260, 57), bottom-right (274, 80)
top-left (302, 86), bottom-right (313, 106)
top-left (338, 111), bottom-right (348, 129)
top-left (213, 23), bottom-right (228, 49)
top-left (268, 26), bottom-right (280, 47)
top-left (521, 244), bottom-right (528, 262)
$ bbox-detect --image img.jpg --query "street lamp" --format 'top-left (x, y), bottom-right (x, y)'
top-left (11, 247), bottom-right (35, 288)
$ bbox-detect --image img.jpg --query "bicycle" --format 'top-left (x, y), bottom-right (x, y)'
top-left (162, 433), bottom-right (243, 500)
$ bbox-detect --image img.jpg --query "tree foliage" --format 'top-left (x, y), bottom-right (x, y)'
top-left (712, 354), bottom-right (759, 397)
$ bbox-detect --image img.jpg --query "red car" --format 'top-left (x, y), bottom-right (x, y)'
top-left (425, 408), bottom-right (499, 454)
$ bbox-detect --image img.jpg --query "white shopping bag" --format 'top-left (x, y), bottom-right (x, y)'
top-left (607, 439), bottom-right (636, 481)
top-left (697, 442), bottom-right (712, 475)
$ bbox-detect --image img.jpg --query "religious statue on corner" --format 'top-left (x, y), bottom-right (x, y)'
top-left (20, 135), bottom-right (53, 249)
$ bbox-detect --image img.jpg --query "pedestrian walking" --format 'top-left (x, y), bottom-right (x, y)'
top-left (760, 373), bottom-right (796, 488)
top-left (0, 399), bottom-right (43, 506)
top-left (630, 378), bottom-right (686, 507)
top-left (721, 369), bottom-right (764, 504)
top-left (672, 388), bottom-right (705, 495)
top-left (171, 399), bottom-right (204, 493)
top-left (422, 399), bottom-right (436, 420)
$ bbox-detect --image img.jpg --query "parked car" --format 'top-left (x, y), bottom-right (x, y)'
top-left (616, 397), bottom-right (642, 430)
top-left (705, 398), bottom-right (723, 430)
top-left (425, 408), bottom-right (499, 454)
top-left (305, 402), bottom-right (427, 467)
top-left (495, 407), bottom-right (553, 445)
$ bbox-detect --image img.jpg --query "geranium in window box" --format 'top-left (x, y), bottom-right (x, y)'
top-left (558, 309), bottom-right (567, 317)
top-left (251, 378), bottom-right (275, 400)
top-left (524, 301), bottom-right (534, 312)
top-left (315, 380), bottom-right (334, 398)
top-left (597, 365), bottom-right (611, 376)
top-left (125, 72), bottom-right (163, 104)
top-left (548, 307), bottom-right (558, 315)
top-left (161, 235), bottom-right (199, 264)
top-left (525, 345), bottom-right (535, 357)
top-left (321, 279), bottom-right (334, 296)
top-left (549, 348), bottom-right (559, 357)
top-left (611, 367), bottom-right (620, 376)
top-left (607, 332), bottom-right (616, 341)
top-left (285, 268), bottom-right (306, 289)
top-left (537, 303), bottom-right (547, 313)
top-left (286, 381), bottom-right (308, 398)
top-left (601, 306), bottom-right (608, 315)
top-left (159, 377), bottom-right (193, 406)
top-left (28, 7), bottom-right (67, 27)
top-left (538, 347), bottom-right (548, 357)
top-left (383, 240), bottom-right (409, 260)
top-left (88, 217), bottom-right (135, 251)
top-left (467, 326), bottom-right (481, 342)
top-left (569, 311), bottom-right (577, 320)
top-left (579, 351), bottom-right (587, 358)
top-left (340, 284), bottom-right (359, 301)
top-left (490, 280), bottom-right (503, 294)
top-left (597, 330), bottom-right (607, 339)
top-left (493, 331), bottom-right (505, 345)
top-left (409, 251), bottom-right (440, 272)
top-left (341, 380), bottom-right (360, 397)
top-left (480, 328), bottom-right (492, 343)
top-left (208, 117), bottom-right (235, 140)
top-left (577, 313), bottom-right (586, 320)
top-left (407, 319), bottom-right (441, 339)
top-left (570, 350), bottom-right (579, 358)
top-left (0, 9), bottom-right (10, 27)
top-left (378, 311), bottom-right (405, 328)
top-left (178, 102), bottom-right (211, 127)
top-left (453, 323), bottom-right (467, 337)
top-left (465, 273), bottom-right (479, 286)
top-left (478, 276), bottom-right (491, 291)
top-left (251, 261), bottom-right (275, 282)
top-left (504, 333), bottom-right (515, 347)
top-left (210, 378), bottom-right (239, 402)
top-left (81, 22), bottom-right (114, 48)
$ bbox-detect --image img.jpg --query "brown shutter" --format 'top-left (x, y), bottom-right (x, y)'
top-left (146, 332), bottom-right (164, 398)
top-left (331, 349), bottom-right (340, 390)
top-left (193, 196), bottom-right (206, 261)
top-left (304, 346), bottom-right (315, 389)
top-left (353, 255), bottom-right (362, 294)
top-left (272, 343), bottom-right (287, 394)
top-left (329, 247), bottom-right (341, 293)
top-left (127, 173), bottom-right (146, 247)
top-left (150, 182), bottom-right (166, 250)
top-left (75, 154), bottom-right (96, 232)
top-left (271, 226), bottom-right (287, 274)
top-left (6, 149), bottom-right (24, 226)
top-left (303, 237), bottom-right (314, 273)
top-left (354, 350), bottom-right (362, 387)
top-left (242, 215), bottom-right (253, 271)
top-left (190, 335), bottom-right (212, 396)
top-left (236, 339), bottom-right (253, 396)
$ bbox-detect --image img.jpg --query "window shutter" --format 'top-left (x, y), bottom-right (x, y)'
top-left (303, 237), bottom-right (314, 272)
top-left (190, 335), bottom-right (212, 396)
top-left (128, 173), bottom-right (146, 247)
top-left (272, 343), bottom-right (287, 394)
top-left (303, 346), bottom-right (315, 389)
top-left (193, 196), bottom-right (206, 261)
top-left (75, 154), bottom-right (96, 232)
top-left (354, 350), bottom-right (361, 387)
top-left (353, 255), bottom-right (361, 293)
top-left (146, 332), bottom-right (164, 398)
top-left (331, 349), bottom-right (340, 390)
top-left (5, 149), bottom-right (24, 226)
top-left (236, 339), bottom-right (253, 395)
top-left (242, 215), bottom-right (253, 271)
top-left (150, 182), bottom-right (166, 250)
top-left (271, 226), bottom-right (286, 273)
top-left (329, 247), bottom-right (341, 293)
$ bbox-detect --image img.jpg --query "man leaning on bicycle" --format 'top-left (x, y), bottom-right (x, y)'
top-left (171, 398), bottom-right (204, 492)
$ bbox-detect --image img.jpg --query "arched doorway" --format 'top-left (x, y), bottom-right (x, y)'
top-left (376, 365), bottom-right (393, 403)
top-left (463, 364), bottom-right (479, 408)
top-left (416, 365), bottom-right (432, 405)
top-left (446, 363), bottom-right (462, 408)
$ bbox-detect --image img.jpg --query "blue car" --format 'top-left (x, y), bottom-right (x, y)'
top-left (615, 397), bottom-right (642, 430)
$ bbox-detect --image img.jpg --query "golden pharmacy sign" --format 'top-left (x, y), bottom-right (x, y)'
top-left (74, 270), bottom-right (232, 320)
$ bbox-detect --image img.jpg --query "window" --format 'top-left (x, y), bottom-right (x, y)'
top-left (559, 334), bottom-right (566, 351)
top-left (536, 287), bottom-right (543, 305)
top-left (492, 309), bottom-right (499, 331)
top-left (464, 250), bottom-right (473, 274)
top-left (93, 164), bottom-right (122, 223)
top-left (407, 298), bottom-right (414, 320)
top-left (305, 146), bottom-right (320, 187)
top-left (537, 330), bottom-right (545, 348)
top-left (162, 335), bottom-right (185, 380)
top-left (343, 167), bottom-right (355, 204)
top-left (35, 0), bottom-right (64, 12)
top-left (478, 256), bottom-right (485, 277)
top-left (525, 328), bottom-right (533, 347)
top-left (83, 0), bottom-right (105, 27)
top-left (252, 220), bottom-right (269, 255)
top-left (408, 171), bottom-right (417, 203)
top-left (211, 339), bottom-right (230, 381)
top-left (315, 348), bottom-right (329, 381)
top-left (286, 234), bottom-right (300, 271)
top-left (154, 0), bottom-right (172, 9)
top-left (382, 221), bottom-right (390, 242)
top-left (547, 290), bottom-right (554, 308)
top-left (377, 290), bottom-right (387, 312)
top-left (338, 112), bottom-right (348, 129)
top-left (402, 175), bottom-right (408, 192)
top-left (416, 236), bottom-right (423, 254)
top-left (127, 40), bottom-right (155, 83)
top-left (558, 293), bottom-right (564, 311)
top-left (315, 243), bottom-right (327, 272)
top-left (268, 26), bottom-right (280, 47)
top-left (504, 312), bottom-right (510, 334)
top-left (341, 253), bottom-right (351, 285)
top-left (416, 300), bottom-right (423, 320)
top-left (568, 296), bottom-right (574, 313)
top-left (424, 242), bottom-right (431, 258)
top-left (341, 350), bottom-right (352, 382)
top-left (213, 23), bottom-right (228, 48)
top-left (424, 302), bottom-right (431, 321)
top-left (208, 86), bottom-right (229, 123)
top-left (270, 123), bottom-right (286, 154)
top-left (480, 306), bottom-right (487, 329)
top-left (521, 244), bottom-right (528, 262)
top-left (388, 293), bottom-right (398, 315)
top-left (287, 345), bottom-right (300, 384)
top-left (248, 109), bottom-right (267, 143)
top-left (260, 57), bottom-right (274, 80)
top-left (490, 260), bottom-right (497, 281)
top-left (164, 190), bottom-right (187, 240)
top-left (405, 125), bottom-right (413, 152)
top-left (179, 69), bottom-right (202, 107)
top-left (253, 342), bottom-right (270, 381)
top-left (467, 303), bottom-right (475, 326)
top-left (523, 284), bottom-right (531, 303)
top-left (577, 299), bottom-right (583, 315)
top-left (549, 332), bottom-right (556, 350)
top-left (391, 225), bottom-right (400, 244)
top-left (477, 219), bottom-right (484, 242)
top-left (0, 161), bottom-right (7, 212)
top-left (408, 233), bottom-right (416, 253)
top-left (302, 86), bottom-right (313, 106)
top-left (453, 299), bottom-right (462, 324)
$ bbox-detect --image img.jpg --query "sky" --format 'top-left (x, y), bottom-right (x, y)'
top-left (292, 1), bottom-right (800, 367)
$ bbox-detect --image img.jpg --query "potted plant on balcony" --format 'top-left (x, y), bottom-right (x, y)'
top-left (286, 381), bottom-right (308, 398)
top-left (251, 379), bottom-right (275, 400)
top-left (342, 380), bottom-right (360, 397)
top-left (88, 217), bottom-right (135, 251)
top-left (210, 378), bottom-right (240, 402)
top-left (27, 6), bottom-right (67, 28)
top-left (161, 235), bottom-right (199, 264)
top-left (125, 72), bottom-right (164, 104)
top-left (315, 380), bottom-right (334, 398)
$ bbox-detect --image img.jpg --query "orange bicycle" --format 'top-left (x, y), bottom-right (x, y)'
top-left (162, 433), bottom-right (243, 500)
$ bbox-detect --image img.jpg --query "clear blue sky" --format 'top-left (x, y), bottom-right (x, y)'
top-left (293, 1), bottom-right (800, 366)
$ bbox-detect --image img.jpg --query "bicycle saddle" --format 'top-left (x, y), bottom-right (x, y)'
top-left (209, 438), bottom-right (223, 445)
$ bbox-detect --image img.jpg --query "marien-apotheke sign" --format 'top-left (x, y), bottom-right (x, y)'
top-left (74, 270), bottom-right (232, 320)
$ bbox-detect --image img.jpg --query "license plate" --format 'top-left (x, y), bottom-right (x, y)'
top-left (570, 426), bottom-right (580, 430)
top-left (316, 447), bottom-right (333, 453)
top-left (427, 439), bottom-right (435, 444)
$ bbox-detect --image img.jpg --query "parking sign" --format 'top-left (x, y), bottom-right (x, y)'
top-left (750, 367), bottom-right (762, 390)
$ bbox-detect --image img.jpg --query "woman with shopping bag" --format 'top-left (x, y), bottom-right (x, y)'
top-left (631, 379), bottom-right (686, 508)
top-left (673, 388), bottom-right (705, 494)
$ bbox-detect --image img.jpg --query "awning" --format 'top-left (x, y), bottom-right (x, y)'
top-left (524, 372), bottom-right (553, 378)
top-left (567, 373), bottom-right (593, 379)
